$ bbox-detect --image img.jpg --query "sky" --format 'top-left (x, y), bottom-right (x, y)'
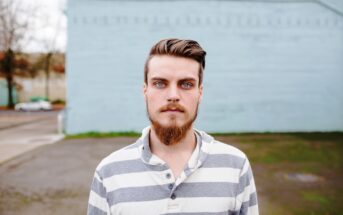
top-left (22, 0), bottom-right (67, 52)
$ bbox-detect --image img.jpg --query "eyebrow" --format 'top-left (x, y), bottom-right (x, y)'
top-left (150, 77), bottom-right (168, 82)
top-left (178, 78), bottom-right (196, 82)
top-left (150, 77), bottom-right (197, 82)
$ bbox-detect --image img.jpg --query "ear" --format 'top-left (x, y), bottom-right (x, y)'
top-left (143, 83), bottom-right (147, 101)
top-left (199, 84), bottom-right (203, 102)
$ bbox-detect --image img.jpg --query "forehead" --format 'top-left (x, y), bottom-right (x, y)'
top-left (148, 55), bottom-right (199, 81)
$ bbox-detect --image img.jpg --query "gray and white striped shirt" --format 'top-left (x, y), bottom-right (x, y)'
top-left (88, 126), bottom-right (259, 215)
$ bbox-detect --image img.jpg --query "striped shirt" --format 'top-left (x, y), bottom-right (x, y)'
top-left (88, 126), bottom-right (259, 215)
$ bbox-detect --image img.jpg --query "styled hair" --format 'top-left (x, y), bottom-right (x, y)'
top-left (144, 38), bottom-right (206, 86)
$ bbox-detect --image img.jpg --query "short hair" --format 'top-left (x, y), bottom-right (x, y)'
top-left (144, 38), bottom-right (206, 86)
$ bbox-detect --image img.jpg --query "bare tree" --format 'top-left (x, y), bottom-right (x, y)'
top-left (39, 2), bottom-right (66, 101)
top-left (0, 0), bottom-right (36, 108)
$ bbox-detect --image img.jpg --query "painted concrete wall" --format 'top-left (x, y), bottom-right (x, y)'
top-left (66, 0), bottom-right (343, 134)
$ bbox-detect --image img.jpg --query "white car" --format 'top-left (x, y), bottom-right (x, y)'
top-left (15, 101), bottom-right (52, 111)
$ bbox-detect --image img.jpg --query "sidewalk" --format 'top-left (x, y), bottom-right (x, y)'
top-left (0, 111), bottom-right (64, 164)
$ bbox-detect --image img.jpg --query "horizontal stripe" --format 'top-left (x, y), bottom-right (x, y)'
top-left (104, 170), bottom-right (172, 192)
top-left (91, 176), bottom-right (107, 198)
top-left (98, 146), bottom-right (140, 168)
top-left (111, 199), bottom-right (168, 214)
top-left (210, 142), bottom-right (246, 158)
top-left (87, 204), bottom-right (107, 215)
top-left (248, 192), bottom-right (258, 207)
top-left (186, 167), bottom-right (240, 183)
top-left (99, 159), bottom-right (148, 178)
top-left (202, 154), bottom-right (245, 169)
top-left (177, 182), bottom-right (238, 198)
top-left (107, 182), bottom-right (239, 206)
top-left (88, 190), bottom-right (108, 213)
top-left (100, 158), bottom-right (167, 179)
top-left (237, 180), bottom-right (257, 203)
top-left (237, 169), bottom-right (253, 195)
top-left (240, 197), bottom-right (259, 215)
top-left (163, 213), bottom-right (229, 215)
top-left (104, 167), bottom-right (240, 193)
top-left (108, 185), bottom-right (168, 205)
top-left (168, 197), bottom-right (235, 213)
top-left (111, 197), bottom-right (236, 214)
top-left (240, 158), bottom-right (251, 177)
top-left (242, 165), bottom-right (253, 182)
top-left (240, 199), bottom-right (249, 215)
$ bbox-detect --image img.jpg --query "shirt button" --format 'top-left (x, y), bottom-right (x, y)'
top-left (166, 173), bottom-right (171, 179)
top-left (171, 193), bottom-right (176, 200)
top-left (168, 184), bottom-right (173, 190)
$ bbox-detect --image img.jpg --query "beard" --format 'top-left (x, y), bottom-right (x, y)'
top-left (147, 102), bottom-right (199, 146)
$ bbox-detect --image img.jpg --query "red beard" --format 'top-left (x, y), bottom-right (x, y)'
top-left (147, 103), bottom-right (199, 145)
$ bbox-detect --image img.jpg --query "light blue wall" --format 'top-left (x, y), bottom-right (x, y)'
top-left (66, 0), bottom-right (343, 134)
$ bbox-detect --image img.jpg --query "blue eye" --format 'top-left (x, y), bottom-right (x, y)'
top-left (153, 81), bottom-right (166, 88)
top-left (181, 82), bottom-right (193, 89)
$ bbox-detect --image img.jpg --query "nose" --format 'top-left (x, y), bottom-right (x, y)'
top-left (167, 85), bottom-right (180, 103)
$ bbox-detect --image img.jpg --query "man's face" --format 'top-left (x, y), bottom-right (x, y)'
top-left (144, 55), bottom-right (203, 131)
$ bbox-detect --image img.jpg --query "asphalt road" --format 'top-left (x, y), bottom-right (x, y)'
top-left (0, 137), bottom-right (134, 215)
top-left (0, 111), bottom-right (270, 214)
top-left (0, 110), bottom-right (135, 214)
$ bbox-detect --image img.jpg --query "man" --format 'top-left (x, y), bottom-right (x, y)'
top-left (87, 38), bottom-right (259, 215)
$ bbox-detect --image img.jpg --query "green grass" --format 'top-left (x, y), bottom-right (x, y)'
top-left (302, 191), bottom-right (331, 206)
top-left (66, 131), bottom-right (140, 139)
top-left (294, 191), bottom-right (338, 215)
top-left (251, 141), bottom-right (342, 165)
top-left (65, 131), bottom-right (343, 168)
top-left (290, 132), bottom-right (343, 141)
top-left (65, 132), bottom-right (343, 167)
top-left (225, 133), bottom-right (343, 168)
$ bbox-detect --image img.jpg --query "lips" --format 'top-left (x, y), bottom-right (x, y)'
top-left (164, 109), bottom-right (183, 112)
top-left (160, 105), bottom-right (185, 113)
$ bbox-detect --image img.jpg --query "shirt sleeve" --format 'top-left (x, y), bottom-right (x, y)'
top-left (87, 170), bottom-right (110, 215)
top-left (236, 157), bottom-right (259, 215)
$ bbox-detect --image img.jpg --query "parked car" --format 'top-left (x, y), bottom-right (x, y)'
top-left (15, 100), bottom-right (52, 111)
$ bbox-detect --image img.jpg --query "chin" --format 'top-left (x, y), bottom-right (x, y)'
top-left (158, 119), bottom-right (182, 128)
top-left (168, 121), bottom-right (186, 128)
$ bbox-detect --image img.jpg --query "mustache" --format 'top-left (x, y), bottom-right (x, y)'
top-left (159, 104), bottom-right (185, 112)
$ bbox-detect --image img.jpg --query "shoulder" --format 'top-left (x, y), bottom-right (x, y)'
top-left (208, 140), bottom-right (248, 169)
top-left (197, 129), bottom-right (247, 159)
top-left (210, 139), bottom-right (247, 159)
top-left (197, 130), bottom-right (248, 169)
top-left (95, 140), bottom-right (142, 177)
